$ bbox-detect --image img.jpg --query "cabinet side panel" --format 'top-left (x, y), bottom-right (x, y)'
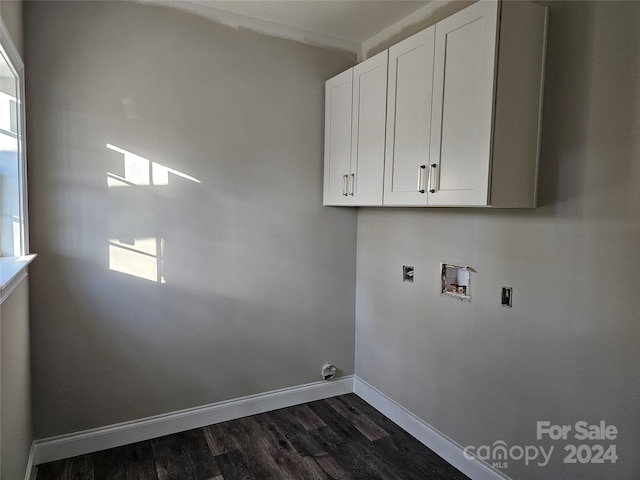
top-left (490, 2), bottom-right (548, 208)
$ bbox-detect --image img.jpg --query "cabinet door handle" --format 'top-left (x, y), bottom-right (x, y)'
top-left (417, 165), bottom-right (426, 193)
top-left (428, 163), bottom-right (438, 193)
top-left (342, 174), bottom-right (348, 196)
top-left (349, 173), bottom-right (355, 196)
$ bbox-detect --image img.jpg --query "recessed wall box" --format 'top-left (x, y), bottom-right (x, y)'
top-left (403, 265), bottom-right (414, 283)
top-left (441, 263), bottom-right (475, 301)
top-left (501, 287), bottom-right (513, 307)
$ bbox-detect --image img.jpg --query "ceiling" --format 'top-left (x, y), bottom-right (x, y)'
top-left (145, 0), bottom-right (433, 59)
top-left (186, 1), bottom-right (430, 42)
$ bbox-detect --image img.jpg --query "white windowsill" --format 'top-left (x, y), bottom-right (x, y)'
top-left (1, 254), bottom-right (37, 304)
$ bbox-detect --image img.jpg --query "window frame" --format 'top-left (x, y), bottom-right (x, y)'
top-left (1, 18), bottom-right (34, 303)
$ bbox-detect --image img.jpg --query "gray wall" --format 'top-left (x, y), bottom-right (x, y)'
top-left (1, 279), bottom-right (33, 480)
top-left (0, 3), bottom-right (33, 478)
top-left (25, 1), bottom-right (356, 438)
top-left (355, 2), bottom-right (639, 479)
top-left (0, 0), bottom-right (23, 57)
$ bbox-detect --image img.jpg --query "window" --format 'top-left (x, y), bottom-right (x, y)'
top-left (1, 19), bottom-right (33, 300)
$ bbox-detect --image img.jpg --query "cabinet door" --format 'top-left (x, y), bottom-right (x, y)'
top-left (351, 50), bottom-right (387, 206)
top-left (429, 1), bottom-right (499, 206)
top-left (323, 69), bottom-right (353, 206)
top-left (383, 27), bottom-right (435, 206)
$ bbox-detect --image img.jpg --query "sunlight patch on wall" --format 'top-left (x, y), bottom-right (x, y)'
top-left (106, 143), bottom-right (200, 187)
top-left (105, 143), bottom-right (202, 284)
top-left (109, 237), bottom-right (165, 283)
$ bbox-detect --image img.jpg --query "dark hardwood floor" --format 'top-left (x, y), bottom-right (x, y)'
top-left (36, 393), bottom-right (470, 480)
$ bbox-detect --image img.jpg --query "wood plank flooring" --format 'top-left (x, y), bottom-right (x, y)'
top-left (36, 394), bottom-right (470, 480)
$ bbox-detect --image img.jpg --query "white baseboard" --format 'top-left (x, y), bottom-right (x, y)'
top-left (32, 375), bottom-right (510, 480)
top-left (353, 376), bottom-right (511, 480)
top-left (24, 443), bottom-right (37, 480)
top-left (33, 376), bottom-right (353, 466)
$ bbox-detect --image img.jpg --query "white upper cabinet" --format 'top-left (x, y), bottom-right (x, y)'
top-left (383, 27), bottom-right (435, 206)
top-left (350, 50), bottom-right (388, 205)
top-left (323, 69), bottom-right (353, 206)
top-left (323, 51), bottom-right (387, 206)
top-left (428, 0), bottom-right (547, 208)
top-left (428, 0), bottom-right (498, 207)
top-left (324, 0), bottom-right (548, 208)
